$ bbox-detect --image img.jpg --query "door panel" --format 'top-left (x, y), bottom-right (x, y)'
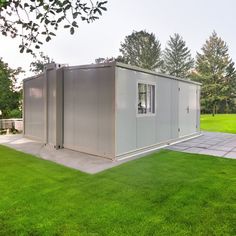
top-left (178, 82), bottom-right (197, 137)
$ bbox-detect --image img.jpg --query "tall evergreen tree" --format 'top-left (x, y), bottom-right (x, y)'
top-left (192, 31), bottom-right (236, 115)
top-left (118, 30), bottom-right (162, 71)
top-left (162, 33), bottom-right (194, 78)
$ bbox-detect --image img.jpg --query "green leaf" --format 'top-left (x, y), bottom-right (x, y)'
top-left (73, 12), bottom-right (80, 19)
top-left (49, 32), bottom-right (56, 36)
top-left (72, 21), bottom-right (78, 27)
top-left (46, 36), bottom-right (51, 42)
top-left (70, 27), bottom-right (74, 35)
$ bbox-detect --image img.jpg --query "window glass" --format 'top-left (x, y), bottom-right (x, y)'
top-left (138, 83), bottom-right (155, 114)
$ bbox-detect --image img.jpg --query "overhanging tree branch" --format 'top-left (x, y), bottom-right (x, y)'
top-left (0, 0), bottom-right (107, 54)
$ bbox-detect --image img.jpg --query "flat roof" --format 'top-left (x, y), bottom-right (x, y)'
top-left (24, 62), bottom-right (201, 86)
top-left (115, 62), bottom-right (201, 86)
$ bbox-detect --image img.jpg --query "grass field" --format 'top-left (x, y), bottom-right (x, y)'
top-left (201, 114), bottom-right (236, 134)
top-left (0, 145), bottom-right (235, 235)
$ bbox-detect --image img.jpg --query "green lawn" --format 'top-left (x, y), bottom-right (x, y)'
top-left (201, 114), bottom-right (236, 134)
top-left (0, 145), bottom-right (236, 235)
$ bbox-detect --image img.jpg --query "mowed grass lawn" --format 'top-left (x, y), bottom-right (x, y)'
top-left (0, 145), bottom-right (236, 235)
top-left (201, 114), bottom-right (236, 134)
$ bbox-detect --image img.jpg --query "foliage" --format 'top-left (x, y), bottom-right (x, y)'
top-left (118, 30), bottom-right (162, 71)
top-left (8, 108), bottom-right (22, 118)
top-left (115, 55), bottom-right (126, 63)
top-left (95, 57), bottom-right (114, 64)
top-left (0, 146), bottom-right (236, 235)
top-left (201, 114), bottom-right (236, 134)
top-left (192, 31), bottom-right (236, 115)
top-left (0, 58), bottom-right (23, 118)
top-left (162, 33), bottom-right (194, 78)
top-left (30, 52), bottom-right (53, 74)
top-left (0, 0), bottom-right (107, 54)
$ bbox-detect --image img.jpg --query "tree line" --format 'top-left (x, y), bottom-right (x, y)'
top-left (1, 1), bottom-right (235, 117)
top-left (111, 30), bottom-right (236, 115)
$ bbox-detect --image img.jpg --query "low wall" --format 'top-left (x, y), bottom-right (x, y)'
top-left (0, 119), bottom-right (23, 132)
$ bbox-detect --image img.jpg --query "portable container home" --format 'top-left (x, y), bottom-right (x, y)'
top-left (23, 62), bottom-right (201, 160)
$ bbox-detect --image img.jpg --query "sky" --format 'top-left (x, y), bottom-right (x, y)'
top-left (1, 0), bottom-right (236, 79)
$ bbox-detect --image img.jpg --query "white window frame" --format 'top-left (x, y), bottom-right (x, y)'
top-left (136, 81), bottom-right (156, 117)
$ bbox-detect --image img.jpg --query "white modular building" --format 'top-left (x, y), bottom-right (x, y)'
top-left (23, 62), bottom-right (201, 160)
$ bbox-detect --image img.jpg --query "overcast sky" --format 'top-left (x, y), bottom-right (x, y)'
top-left (1, 0), bottom-right (236, 78)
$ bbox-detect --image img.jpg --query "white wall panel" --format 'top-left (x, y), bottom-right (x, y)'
top-left (115, 64), bottom-right (200, 157)
top-left (24, 75), bottom-right (45, 140)
top-left (63, 66), bottom-right (115, 158)
top-left (47, 69), bottom-right (57, 145)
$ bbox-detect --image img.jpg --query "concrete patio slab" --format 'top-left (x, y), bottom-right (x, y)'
top-left (182, 147), bottom-right (204, 154)
top-left (0, 134), bottom-right (176, 174)
top-left (0, 135), bottom-right (121, 174)
top-left (167, 145), bottom-right (189, 151)
top-left (198, 149), bottom-right (227, 157)
top-left (224, 152), bottom-right (236, 159)
top-left (209, 145), bottom-right (234, 152)
top-left (1, 131), bottom-right (236, 174)
top-left (166, 131), bottom-right (236, 159)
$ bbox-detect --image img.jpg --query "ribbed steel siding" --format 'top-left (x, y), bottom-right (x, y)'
top-left (46, 69), bottom-right (57, 145)
top-left (115, 67), bottom-right (199, 157)
top-left (115, 68), bottom-right (137, 154)
top-left (63, 66), bottom-right (115, 158)
top-left (24, 75), bottom-right (45, 140)
top-left (155, 77), bottom-right (172, 142)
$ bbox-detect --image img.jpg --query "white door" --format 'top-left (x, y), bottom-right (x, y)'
top-left (178, 82), bottom-right (197, 137)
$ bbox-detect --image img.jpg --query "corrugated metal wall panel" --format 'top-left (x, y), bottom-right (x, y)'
top-left (24, 75), bottom-right (45, 140)
top-left (115, 67), bottom-right (137, 155)
top-left (115, 66), bottom-right (199, 157)
top-left (63, 66), bottom-right (115, 158)
top-left (171, 80), bottom-right (179, 139)
top-left (47, 69), bottom-right (57, 145)
top-left (155, 77), bottom-right (172, 143)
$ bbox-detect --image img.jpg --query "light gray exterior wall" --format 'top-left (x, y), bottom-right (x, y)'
top-left (24, 74), bottom-right (45, 141)
top-left (46, 69), bottom-right (57, 145)
top-left (63, 65), bottom-right (115, 158)
top-left (24, 65), bottom-right (64, 148)
top-left (115, 64), bottom-right (200, 157)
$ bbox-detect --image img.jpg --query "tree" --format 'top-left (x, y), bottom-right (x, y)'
top-left (192, 31), bottom-right (236, 115)
top-left (118, 30), bottom-right (162, 71)
top-left (30, 52), bottom-right (54, 74)
top-left (0, 58), bottom-right (23, 118)
top-left (162, 33), bottom-right (194, 78)
top-left (95, 57), bottom-right (115, 64)
top-left (0, 0), bottom-right (107, 54)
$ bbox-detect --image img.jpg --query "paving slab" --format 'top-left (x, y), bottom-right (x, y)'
top-left (0, 134), bottom-right (176, 174)
top-left (166, 131), bottom-right (236, 159)
top-left (224, 152), bottom-right (236, 159)
top-left (0, 135), bottom-right (121, 174)
top-left (209, 145), bottom-right (234, 152)
top-left (183, 147), bottom-right (204, 154)
top-left (198, 149), bottom-right (227, 157)
top-left (167, 145), bottom-right (189, 151)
